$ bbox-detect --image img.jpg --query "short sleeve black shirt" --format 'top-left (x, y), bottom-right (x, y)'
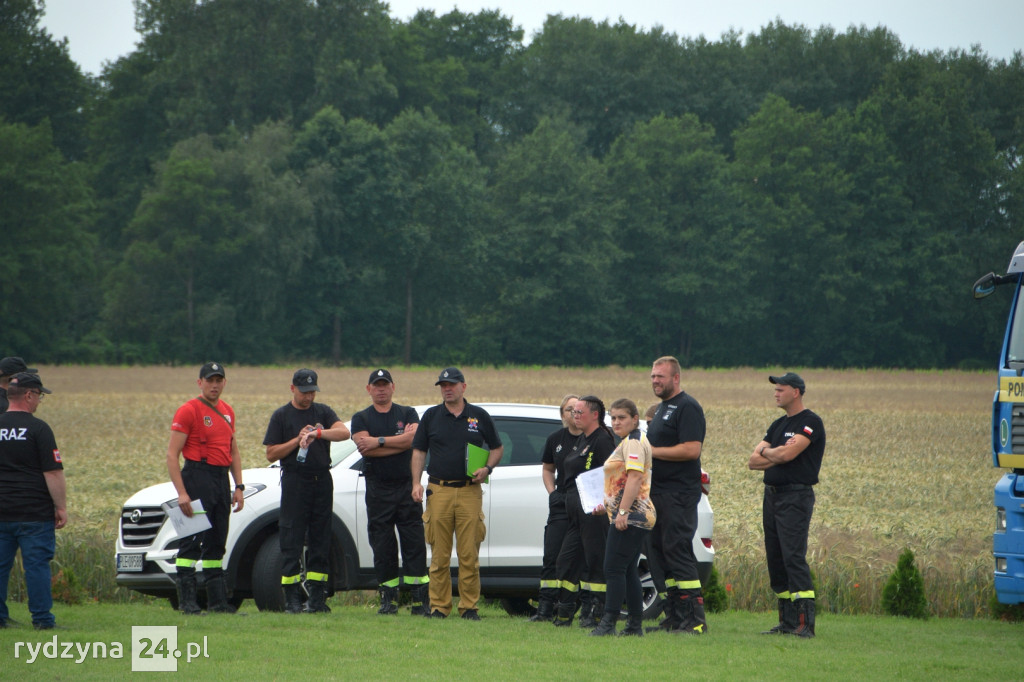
top-left (561, 427), bottom-right (615, 488)
top-left (351, 403), bottom-right (420, 481)
top-left (762, 409), bottom-right (826, 486)
top-left (541, 427), bottom-right (581, 494)
top-left (263, 401), bottom-right (342, 473)
top-left (647, 391), bottom-right (706, 496)
top-left (0, 411), bottom-right (63, 522)
top-left (411, 402), bottom-right (502, 481)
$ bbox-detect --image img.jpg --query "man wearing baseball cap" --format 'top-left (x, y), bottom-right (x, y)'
top-left (351, 369), bottom-right (426, 615)
top-left (748, 372), bottom-right (826, 638)
top-left (264, 369), bottom-right (349, 613)
top-left (0, 357), bottom-right (37, 414)
top-left (411, 368), bottom-right (503, 620)
top-left (0, 372), bottom-right (65, 630)
top-left (167, 362), bottom-right (245, 614)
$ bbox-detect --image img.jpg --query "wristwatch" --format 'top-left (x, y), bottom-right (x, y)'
top-left (618, 509), bottom-right (628, 517)
top-left (235, 484), bottom-right (245, 491)
top-left (378, 436), bottom-right (386, 447)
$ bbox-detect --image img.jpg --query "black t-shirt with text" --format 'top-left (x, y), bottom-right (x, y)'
top-left (0, 411), bottom-right (63, 522)
top-left (647, 391), bottom-right (706, 496)
top-left (561, 427), bottom-right (615, 489)
top-left (762, 409), bottom-right (826, 486)
top-left (351, 403), bottom-right (420, 481)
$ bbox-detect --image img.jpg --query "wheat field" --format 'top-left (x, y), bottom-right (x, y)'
top-left (22, 365), bottom-right (998, 616)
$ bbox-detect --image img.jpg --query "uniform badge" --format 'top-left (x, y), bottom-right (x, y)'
top-left (467, 417), bottom-right (479, 433)
top-left (204, 416), bottom-right (213, 427)
top-left (53, 449), bottom-right (62, 463)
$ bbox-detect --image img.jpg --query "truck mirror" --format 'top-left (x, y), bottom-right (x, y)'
top-left (973, 272), bottom-right (997, 299)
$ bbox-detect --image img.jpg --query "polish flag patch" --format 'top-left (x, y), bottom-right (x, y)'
top-left (803, 426), bottom-right (814, 436)
top-left (53, 449), bottom-right (62, 463)
top-left (628, 452), bottom-right (640, 462)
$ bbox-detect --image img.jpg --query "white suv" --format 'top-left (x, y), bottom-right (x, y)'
top-left (115, 403), bottom-right (715, 617)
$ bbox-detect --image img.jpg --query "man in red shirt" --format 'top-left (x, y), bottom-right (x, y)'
top-left (167, 362), bottom-right (244, 614)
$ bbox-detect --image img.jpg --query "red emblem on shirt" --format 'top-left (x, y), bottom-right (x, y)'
top-left (53, 449), bottom-right (62, 463)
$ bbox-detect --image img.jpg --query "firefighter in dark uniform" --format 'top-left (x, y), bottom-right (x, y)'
top-left (411, 367), bottom-right (503, 620)
top-left (748, 372), bottom-right (826, 638)
top-left (264, 368), bottom-right (349, 613)
top-left (0, 357), bottom-right (36, 414)
top-left (167, 362), bottom-right (245, 614)
top-left (646, 356), bottom-right (708, 634)
top-left (350, 368), bottom-right (427, 616)
top-left (551, 396), bottom-right (615, 629)
top-left (529, 394), bottom-right (581, 622)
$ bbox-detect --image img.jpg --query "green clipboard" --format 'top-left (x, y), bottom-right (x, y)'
top-left (466, 443), bottom-right (490, 483)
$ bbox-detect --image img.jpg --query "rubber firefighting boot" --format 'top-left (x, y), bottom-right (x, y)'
top-left (646, 590), bottom-right (679, 633)
top-left (529, 596), bottom-right (555, 622)
top-left (793, 598), bottom-right (816, 638)
top-left (377, 585), bottom-right (399, 615)
top-left (176, 570), bottom-right (202, 615)
top-left (552, 599), bottom-right (577, 627)
top-left (283, 583), bottom-right (304, 614)
top-left (673, 588), bottom-right (708, 635)
top-left (589, 610), bottom-right (619, 636)
top-left (619, 613), bottom-right (644, 637)
top-left (410, 584), bottom-right (430, 616)
top-left (303, 581), bottom-right (331, 613)
top-left (205, 572), bottom-right (237, 613)
top-left (761, 598), bottom-right (797, 634)
top-left (578, 593), bottom-right (597, 629)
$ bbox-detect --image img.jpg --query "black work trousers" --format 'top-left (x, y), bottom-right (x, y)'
top-left (539, 489), bottom-right (569, 599)
top-left (365, 476), bottom-right (427, 585)
top-left (555, 485), bottom-right (607, 592)
top-left (279, 468), bottom-right (333, 581)
top-left (178, 461), bottom-right (231, 573)
top-left (762, 486), bottom-right (815, 594)
top-left (647, 487), bottom-right (701, 590)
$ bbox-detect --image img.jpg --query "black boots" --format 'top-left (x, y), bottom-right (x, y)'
top-left (619, 614), bottom-right (644, 637)
top-left (589, 611), bottom-right (619, 636)
top-left (578, 594), bottom-right (598, 629)
top-left (552, 599), bottom-right (576, 627)
top-left (283, 583), bottom-right (305, 614)
top-left (205, 573), bottom-right (237, 613)
top-left (176, 571), bottom-right (201, 615)
top-left (673, 588), bottom-right (708, 635)
top-left (761, 598), bottom-right (798, 635)
top-left (377, 585), bottom-right (399, 615)
top-left (529, 597), bottom-right (555, 622)
top-left (793, 598), bottom-right (815, 638)
top-left (646, 592), bottom-right (679, 633)
top-left (410, 585), bottom-right (430, 616)
top-left (303, 580), bottom-right (331, 613)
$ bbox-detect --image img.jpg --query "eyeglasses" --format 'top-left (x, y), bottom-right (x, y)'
top-left (571, 409), bottom-right (587, 417)
top-left (27, 390), bottom-right (44, 400)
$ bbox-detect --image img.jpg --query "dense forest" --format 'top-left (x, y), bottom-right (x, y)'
top-left (3, 0), bottom-right (1023, 368)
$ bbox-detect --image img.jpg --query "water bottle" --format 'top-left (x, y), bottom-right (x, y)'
top-left (296, 445), bottom-right (308, 463)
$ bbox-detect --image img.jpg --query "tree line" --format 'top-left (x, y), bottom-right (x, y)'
top-left (3, 0), bottom-right (1023, 368)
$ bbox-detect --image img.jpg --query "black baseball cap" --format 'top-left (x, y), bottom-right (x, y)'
top-left (435, 367), bottom-right (465, 385)
top-left (9, 372), bottom-right (51, 394)
top-left (293, 368), bottom-right (319, 393)
top-left (368, 368), bottom-right (393, 384)
top-left (769, 372), bottom-right (806, 391)
top-left (199, 362), bottom-right (226, 379)
top-left (0, 357), bottom-right (36, 376)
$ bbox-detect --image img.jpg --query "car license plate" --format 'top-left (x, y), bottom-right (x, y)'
top-left (117, 553), bottom-right (145, 572)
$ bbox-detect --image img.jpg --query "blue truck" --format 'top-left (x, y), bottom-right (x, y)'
top-left (974, 240), bottom-right (1024, 604)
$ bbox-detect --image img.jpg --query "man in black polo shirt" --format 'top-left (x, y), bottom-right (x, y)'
top-left (350, 368), bottom-right (426, 616)
top-left (646, 355), bottom-right (708, 634)
top-left (748, 372), bottom-right (826, 638)
top-left (411, 367), bottom-right (503, 620)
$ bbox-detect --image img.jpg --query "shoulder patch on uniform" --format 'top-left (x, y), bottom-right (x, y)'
top-left (803, 426), bottom-right (814, 436)
top-left (53, 449), bottom-right (62, 463)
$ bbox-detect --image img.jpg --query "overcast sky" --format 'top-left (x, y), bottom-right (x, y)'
top-left (41, 0), bottom-right (1023, 76)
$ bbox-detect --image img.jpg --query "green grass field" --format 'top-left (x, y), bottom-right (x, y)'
top-left (1, 365), bottom-right (1008, 618)
top-left (1, 601), bottom-right (1023, 680)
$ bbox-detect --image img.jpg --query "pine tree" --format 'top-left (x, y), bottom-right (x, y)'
top-left (882, 549), bottom-right (929, 618)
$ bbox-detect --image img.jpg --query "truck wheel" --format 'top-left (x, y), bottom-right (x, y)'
top-left (251, 534), bottom-right (286, 612)
top-left (499, 597), bottom-right (536, 618)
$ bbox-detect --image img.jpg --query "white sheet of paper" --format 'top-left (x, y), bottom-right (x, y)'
top-left (576, 467), bottom-right (606, 514)
top-left (161, 499), bottom-right (212, 539)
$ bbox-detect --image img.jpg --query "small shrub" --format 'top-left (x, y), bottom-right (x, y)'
top-left (882, 549), bottom-right (928, 618)
top-left (989, 593), bottom-right (1024, 621)
top-left (703, 565), bottom-right (728, 613)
